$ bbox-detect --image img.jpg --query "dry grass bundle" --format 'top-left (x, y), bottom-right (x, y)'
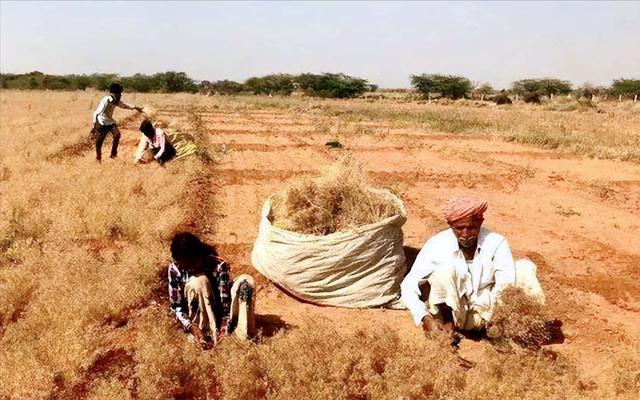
top-left (269, 159), bottom-right (399, 235)
top-left (487, 286), bottom-right (551, 350)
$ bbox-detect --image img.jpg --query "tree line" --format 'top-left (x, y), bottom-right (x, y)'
top-left (0, 71), bottom-right (376, 99)
top-left (411, 74), bottom-right (640, 103)
top-left (1, 70), bottom-right (638, 101)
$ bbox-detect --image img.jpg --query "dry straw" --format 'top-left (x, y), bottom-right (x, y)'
top-left (269, 157), bottom-right (399, 235)
top-left (487, 286), bottom-right (551, 349)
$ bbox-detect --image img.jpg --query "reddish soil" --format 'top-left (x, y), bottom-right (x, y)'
top-left (122, 106), bottom-right (640, 385)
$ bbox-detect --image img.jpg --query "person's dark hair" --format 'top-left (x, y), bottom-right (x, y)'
top-left (140, 120), bottom-right (155, 138)
top-left (108, 82), bottom-right (123, 94)
top-left (170, 232), bottom-right (217, 261)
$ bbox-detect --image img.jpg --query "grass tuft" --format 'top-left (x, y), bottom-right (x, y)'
top-left (487, 286), bottom-right (551, 350)
top-left (269, 157), bottom-right (400, 235)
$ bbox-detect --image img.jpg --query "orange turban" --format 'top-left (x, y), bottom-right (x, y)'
top-left (443, 195), bottom-right (488, 224)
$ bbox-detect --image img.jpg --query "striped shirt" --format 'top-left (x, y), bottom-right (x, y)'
top-left (168, 255), bottom-right (232, 331)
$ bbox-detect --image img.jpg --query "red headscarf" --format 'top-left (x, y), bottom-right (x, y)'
top-left (443, 194), bottom-right (488, 224)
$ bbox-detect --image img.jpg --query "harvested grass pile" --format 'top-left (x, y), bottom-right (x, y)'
top-left (269, 159), bottom-right (399, 235)
top-left (486, 286), bottom-right (551, 349)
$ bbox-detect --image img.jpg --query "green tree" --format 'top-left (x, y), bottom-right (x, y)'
top-left (155, 71), bottom-right (198, 93)
top-left (244, 74), bottom-right (295, 95)
top-left (610, 78), bottom-right (640, 98)
top-left (93, 74), bottom-right (119, 91)
top-left (42, 75), bottom-right (72, 90)
top-left (295, 73), bottom-right (370, 98)
top-left (410, 74), bottom-right (472, 99)
top-left (473, 83), bottom-right (495, 98)
top-left (204, 80), bottom-right (244, 95)
top-left (122, 73), bottom-right (161, 92)
top-left (511, 78), bottom-right (572, 102)
top-left (575, 82), bottom-right (606, 99)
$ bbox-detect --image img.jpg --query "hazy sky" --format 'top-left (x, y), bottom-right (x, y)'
top-left (1, 1), bottom-right (638, 88)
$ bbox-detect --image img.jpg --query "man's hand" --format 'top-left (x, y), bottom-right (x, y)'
top-left (190, 325), bottom-right (208, 348)
top-left (421, 315), bottom-right (434, 333)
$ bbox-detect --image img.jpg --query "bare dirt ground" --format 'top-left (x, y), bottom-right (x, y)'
top-left (1, 91), bottom-right (639, 398)
top-left (166, 103), bottom-right (640, 379)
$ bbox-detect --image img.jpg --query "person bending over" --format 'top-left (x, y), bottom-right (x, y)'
top-left (135, 120), bottom-right (176, 165)
top-left (168, 232), bottom-right (256, 348)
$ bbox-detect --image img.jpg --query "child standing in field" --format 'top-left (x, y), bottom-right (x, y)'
top-left (91, 83), bottom-right (142, 162)
top-left (135, 120), bottom-right (177, 165)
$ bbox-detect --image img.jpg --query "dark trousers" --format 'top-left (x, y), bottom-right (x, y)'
top-left (92, 123), bottom-right (121, 160)
top-left (152, 141), bottom-right (177, 165)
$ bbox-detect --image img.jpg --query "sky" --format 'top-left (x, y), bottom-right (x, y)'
top-left (1, 1), bottom-right (638, 89)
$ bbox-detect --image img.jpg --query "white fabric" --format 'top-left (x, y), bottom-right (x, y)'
top-left (251, 189), bottom-right (407, 308)
top-left (93, 94), bottom-right (135, 126)
top-left (134, 128), bottom-right (167, 162)
top-left (424, 258), bottom-right (545, 330)
top-left (185, 275), bottom-right (218, 334)
top-left (514, 259), bottom-right (546, 305)
top-left (229, 274), bottom-right (256, 340)
top-left (184, 273), bottom-right (258, 340)
top-left (400, 227), bottom-right (516, 326)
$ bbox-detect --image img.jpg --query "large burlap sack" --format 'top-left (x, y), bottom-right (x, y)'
top-left (251, 189), bottom-right (407, 308)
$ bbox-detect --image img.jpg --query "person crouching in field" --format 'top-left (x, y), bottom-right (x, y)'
top-left (169, 232), bottom-right (257, 348)
top-left (400, 194), bottom-right (545, 344)
top-left (135, 120), bottom-right (176, 165)
top-left (91, 82), bottom-right (142, 162)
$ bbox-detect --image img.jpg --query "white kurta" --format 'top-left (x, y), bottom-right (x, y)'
top-left (400, 227), bottom-right (516, 329)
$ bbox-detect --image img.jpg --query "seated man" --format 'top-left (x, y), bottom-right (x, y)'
top-left (168, 232), bottom-right (256, 348)
top-left (400, 194), bottom-right (544, 337)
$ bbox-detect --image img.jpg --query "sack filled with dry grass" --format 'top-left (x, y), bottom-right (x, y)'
top-left (487, 286), bottom-right (551, 349)
top-left (252, 157), bottom-right (407, 308)
top-left (270, 158), bottom-right (400, 235)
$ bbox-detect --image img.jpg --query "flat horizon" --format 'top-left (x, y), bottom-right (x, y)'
top-left (1, 1), bottom-right (639, 89)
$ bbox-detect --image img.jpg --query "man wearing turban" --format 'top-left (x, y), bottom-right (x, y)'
top-left (400, 194), bottom-right (545, 337)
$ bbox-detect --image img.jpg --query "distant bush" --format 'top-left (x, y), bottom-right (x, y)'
top-left (296, 73), bottom-right (371, 98)
top-left (575, 83), bottom-right (607, 99)
top-left (511, 78), bottom-right (573, 102)
top-left (200, 80), bottom-right (244, 95)
top-left (0, 71), bottom-right (198, 93)
top-left (472, 83), bottom-right (495, 99)
top-left (494, 90), bottom-right (513, 105)
top-left (524, 93), bottom-right (542, 104)
top-left (410, 74), bottom-right (473, 100)
top-left (121, 73), bottom-right (161, 93)
top-left (244, 74), bottom-right (295, 96)
top-left (610, 78), bottom-right (640, 98)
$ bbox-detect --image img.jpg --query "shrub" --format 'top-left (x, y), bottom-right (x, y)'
top-left (610, 78), bottom-right (640, 98)
top-left (473, 83), bottom-right (495, 99)
top-left (410, 74), bottom-right (473, 100)
top-left (486, 286), bottom-right (551, 349)
top-left (245, 74), bottom-right (295, 96)
top-left (296, 73), bottom-right (371, 98)
top-left (512, 78), bottom-right (573, 101)
top-left (494, 90), bottom-right (512, 105)
top-left (575, 82), bottom-right (607, 99)
top-left (201, 79), bottom-right (244, 95)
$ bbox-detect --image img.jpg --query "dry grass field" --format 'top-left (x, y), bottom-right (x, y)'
top-left (1, 90), bottom-right (639, 399)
